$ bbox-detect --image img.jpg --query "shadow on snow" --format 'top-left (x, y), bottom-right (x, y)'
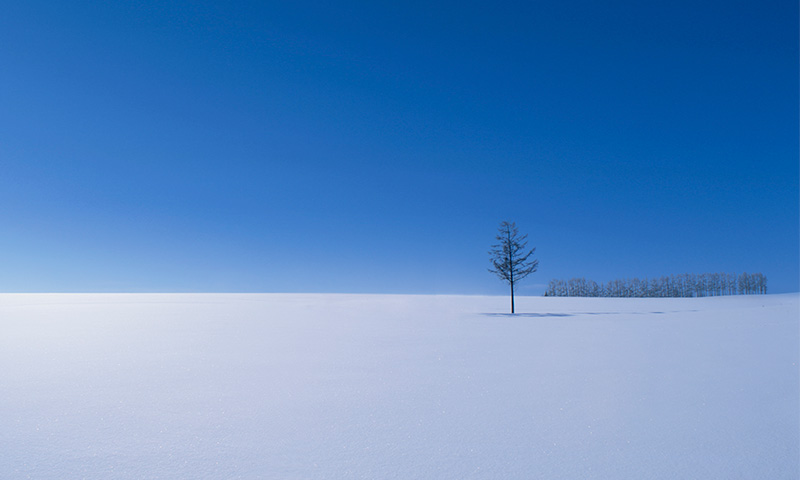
top-left (481, 310), bottom-right (696, 318)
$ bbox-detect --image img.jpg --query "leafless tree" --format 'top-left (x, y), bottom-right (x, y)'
top-left (544, 272), bottom-right (767, 298)
top-left (489, 221), bottom-right (539, 313)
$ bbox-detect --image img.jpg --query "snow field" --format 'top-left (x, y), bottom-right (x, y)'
top-left (0, 293), bottom-right (797, 479)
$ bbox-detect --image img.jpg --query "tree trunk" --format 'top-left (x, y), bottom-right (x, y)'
top-left (510, 280), bottom-right (515, 314)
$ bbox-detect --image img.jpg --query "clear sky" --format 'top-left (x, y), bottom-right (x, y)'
top-left (2, 0), bottom-right (797, 294)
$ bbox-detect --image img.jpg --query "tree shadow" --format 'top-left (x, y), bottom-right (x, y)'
top-left (482, 309), bottom-right (700, 318)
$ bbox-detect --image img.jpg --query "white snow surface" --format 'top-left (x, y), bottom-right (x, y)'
top-left (0, 293), bottom-right (797, 479)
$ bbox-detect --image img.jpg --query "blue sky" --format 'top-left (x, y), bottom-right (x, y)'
top-left (1, 0), bottom-right (797, 294)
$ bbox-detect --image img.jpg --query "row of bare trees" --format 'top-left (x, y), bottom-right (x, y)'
top-left (544, 272), bottom-right (767, 298)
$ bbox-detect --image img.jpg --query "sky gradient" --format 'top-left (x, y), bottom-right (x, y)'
top-left (2, 0), bottom-right (798, 294)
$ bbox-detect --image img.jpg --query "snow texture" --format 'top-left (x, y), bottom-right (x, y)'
top-left (1, 293), bottom-right (797, 479)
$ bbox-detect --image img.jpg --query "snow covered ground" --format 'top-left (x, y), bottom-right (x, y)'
top-left (0, 293), bottom-right (797, 479)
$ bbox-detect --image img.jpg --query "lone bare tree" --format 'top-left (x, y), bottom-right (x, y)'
top-left (489, 221), bottom-right (538, 313)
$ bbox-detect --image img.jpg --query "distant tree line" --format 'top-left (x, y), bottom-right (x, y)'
top-left (544, 272), bottom-right (767, 298)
